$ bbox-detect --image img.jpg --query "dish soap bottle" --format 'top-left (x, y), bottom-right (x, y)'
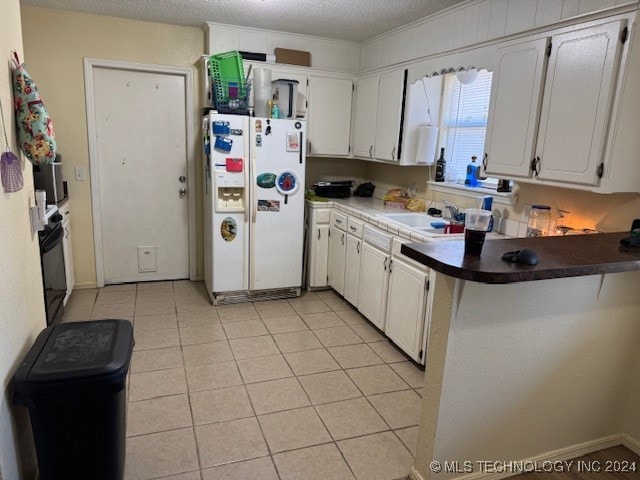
top-left (435, 147), bottom-right (446, 182)
top-left (271, 96), bottom-right (280, 119)
top-left (465, 156), bottom-right (479, 187)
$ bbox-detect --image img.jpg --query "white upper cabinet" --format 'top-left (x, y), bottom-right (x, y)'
top-left (374, 70), bottom-right (406, 162)
top-left (307, 76), bottom-right (353, 156)
top-left (484, 19), bottom-right (631, 190)
top-left (484, 37), bottom-right (549, 179)
top-left (352, 70), bottom-right (407, 162)
top-left (535, 20), bottom-right (624, 186)
top-left (352, 76), bottom-right (379, 158)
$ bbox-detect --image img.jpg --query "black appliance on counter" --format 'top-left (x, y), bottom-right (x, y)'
top-left (39, 211), bottom-right (66, 325)
top-left (312, 180), bottom-right (353, 198)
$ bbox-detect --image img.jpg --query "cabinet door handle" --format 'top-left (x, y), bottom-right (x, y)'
top-left (483, 153), bottom-right (488, 170)
top-left (308, 141), bottom-right (312, 154)
top-left (350, 225), bottom-right (356, 232)
top-left (530, 156), bottom-right (541, 177)
top-left (341, 233), bottom-right (345, 245)
top-left (383, 258), bottom-right (388, 271)
top-left (356, 241), bottom-right (360, 254)
top-left (335, 218), bottom-right (342, 224)
top-left (369, 146), bottom-right (373, 157)
top-left (389, 259), bottom-right (393, 273)
top-left (391, 147), bottom-right (396, 160)
top-left (318, 228), bottom-right (321, 240)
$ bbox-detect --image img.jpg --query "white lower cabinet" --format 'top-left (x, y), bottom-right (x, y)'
top-left (357, 242), bottom-right (390, 331)
top-left (385, 257), bottom-right (429, 363)
top-left (309, 224), bottom-right (329, 287)
top-left (306, 203), bottom-right (432, 365)
top-left (328, 227), bottom-right (346, 296)
top-left (61, 205), bottom-right (74, 305)
top-left (306, 207), bottom-right (330, 288)
top-left (343, 217), bottom-right (364, 306)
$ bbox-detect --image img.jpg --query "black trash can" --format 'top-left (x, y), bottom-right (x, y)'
top-left (14, 319), bottom-right (134, 480)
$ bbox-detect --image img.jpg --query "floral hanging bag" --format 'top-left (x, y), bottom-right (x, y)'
top-left (11, 51), bottom-right (56, 165)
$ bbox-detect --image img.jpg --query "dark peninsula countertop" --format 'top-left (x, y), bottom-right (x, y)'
top-left (401, 232), bottom-right (640, 283)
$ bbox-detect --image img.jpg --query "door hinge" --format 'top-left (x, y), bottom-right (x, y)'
top-left (621, 27), bottom-right (629, 44)
top-left (546, 43), bottom-right (552, 57)
top-left (419, 349), bottom-right (424, 360)
top-left (597, 162), bottom-right (605, 179)
top-left (306, 78), bottom-right (309, 86)
top-left (425, 279), bottom-right (430, 291)
top-left (352, 83), bottom-right (355, 91)
top-left (305, 100), bottom-right (308, 108)
top-left (328, 229), bottom-right (331, 237)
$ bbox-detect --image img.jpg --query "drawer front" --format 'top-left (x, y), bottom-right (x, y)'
top-left (363, 224), bottom-right (392, 252)
top-left (347, 217), bottom-right (364, 238)
top-left (330, 211), bottom-right (347, 231)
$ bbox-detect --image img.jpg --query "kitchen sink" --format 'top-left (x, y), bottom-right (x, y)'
top-left (380, 213), bottom-right (445, 229)
top-left (379, 213), bottom-right (461, 236)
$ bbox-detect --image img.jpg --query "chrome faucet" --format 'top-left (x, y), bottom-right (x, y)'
top-left (443, 200), bottom-right (460, 220)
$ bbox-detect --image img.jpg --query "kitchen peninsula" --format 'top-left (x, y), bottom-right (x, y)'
top-left (401, 235), bottom-right (640, 480)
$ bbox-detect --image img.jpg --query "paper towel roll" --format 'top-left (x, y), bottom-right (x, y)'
top-left (253, 68), bottom-right (272, 118)
top-left (415, 124), bottom-right (439, 165)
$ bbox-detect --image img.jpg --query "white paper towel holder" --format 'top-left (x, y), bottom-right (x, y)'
top-left (415, 123), bottom-right (439, 166)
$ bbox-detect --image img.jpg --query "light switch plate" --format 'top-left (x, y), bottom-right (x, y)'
top-left (74, 166), bottom-right (86, 181)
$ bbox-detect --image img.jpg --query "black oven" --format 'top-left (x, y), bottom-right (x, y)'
top-left (39, 212), bottom-right (66, 325)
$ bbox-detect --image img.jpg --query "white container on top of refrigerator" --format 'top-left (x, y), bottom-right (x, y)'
top-left (203, 113), bottom-right (306, 304)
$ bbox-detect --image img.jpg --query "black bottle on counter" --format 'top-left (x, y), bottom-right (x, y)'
top-left (435, 147), bottom-right (446, 182)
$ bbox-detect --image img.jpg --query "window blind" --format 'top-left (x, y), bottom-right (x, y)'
top-left (441, 70), bottom-right (493, 183)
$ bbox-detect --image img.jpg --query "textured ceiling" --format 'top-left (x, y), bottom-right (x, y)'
top-left (20, 0), bottom-right (468, 42)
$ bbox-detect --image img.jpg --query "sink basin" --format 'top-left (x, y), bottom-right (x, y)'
top-left (380, 213), bottom-right (444, 229)
top-left (379, 213), bottom-right (464, 237)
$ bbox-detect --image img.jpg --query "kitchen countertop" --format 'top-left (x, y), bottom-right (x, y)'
top-left (306, 196), bottom-right (502, 243)
top-left (401, 232), bottom-right (640, 283)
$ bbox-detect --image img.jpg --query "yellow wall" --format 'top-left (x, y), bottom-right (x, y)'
top-left (21, 6), bottom-right (205, 287)
top-left (363, 162), bottom-right (640, 232)
top-left (0, 0), bottom-right (47, 477)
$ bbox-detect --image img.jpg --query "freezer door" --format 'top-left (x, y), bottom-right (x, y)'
top-left (212, 212), bottom-right (248, 292)
top-left (208, 114), bottom-right (249, 294)
top-left (249, 118), bottom-right (306, 291)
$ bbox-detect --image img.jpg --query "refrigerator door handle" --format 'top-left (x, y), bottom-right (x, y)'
top-left (251, 157), bottom-right (257, 224)
top-left (299, 132), bottom-right (303, 164)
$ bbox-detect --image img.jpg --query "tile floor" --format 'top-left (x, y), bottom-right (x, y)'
top-left (63, 281), bottom-right (425, 480)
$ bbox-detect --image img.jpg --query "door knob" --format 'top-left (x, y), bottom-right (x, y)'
top-left (179, 175), bottom-right (187, 183)
top-left (179, 188), bottom-right (187, 198)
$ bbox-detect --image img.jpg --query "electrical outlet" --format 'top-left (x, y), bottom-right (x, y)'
top-left (74, 166), bottom-right (86, 182)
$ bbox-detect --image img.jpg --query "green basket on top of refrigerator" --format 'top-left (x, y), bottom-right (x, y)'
top-left (208, 51), bottom-right (251, 115)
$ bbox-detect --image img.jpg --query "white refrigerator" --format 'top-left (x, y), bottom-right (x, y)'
top-left (203, 113), bottom-right (306, 304)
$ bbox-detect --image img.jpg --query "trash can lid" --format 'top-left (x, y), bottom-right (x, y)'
top-left (14, 319), bottom-right (134, 407)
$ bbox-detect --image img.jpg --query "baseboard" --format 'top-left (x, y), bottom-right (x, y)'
top-left (409, 434), bottom-right (624, 480)
top-left (622, 433), bottom-right (640, 455)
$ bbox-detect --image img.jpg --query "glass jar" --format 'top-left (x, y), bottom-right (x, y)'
top-left (526, 205), bottom-right (551, 237)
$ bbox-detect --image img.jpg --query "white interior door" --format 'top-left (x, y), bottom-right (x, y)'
top-left (92, 66), bottom-right (190, 284)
